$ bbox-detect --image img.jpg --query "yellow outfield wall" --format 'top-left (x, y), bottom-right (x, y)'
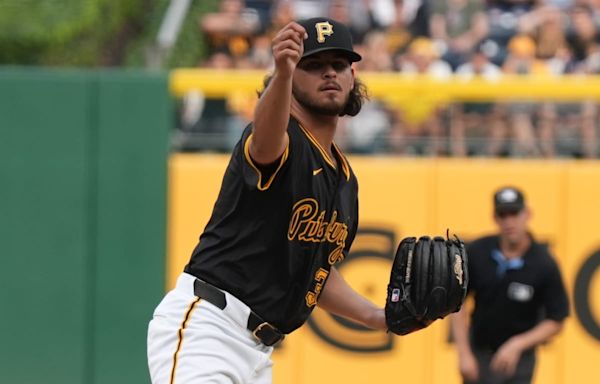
top-left (167, 154), bottom-right (600, 384)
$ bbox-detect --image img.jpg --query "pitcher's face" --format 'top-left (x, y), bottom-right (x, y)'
top-left (292, 51), bottom-right (354, 116)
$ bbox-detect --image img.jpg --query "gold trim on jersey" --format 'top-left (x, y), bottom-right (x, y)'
top-left (244, 133), bottom-right (290, 191)
top-left (170, 297), bottom-right (201, 384)
top-left (299, 124), bottom-right (350, 181)
top-left (332, 142), bottom-right (351, 181)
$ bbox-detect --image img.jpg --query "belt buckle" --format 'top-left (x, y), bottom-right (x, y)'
top-left (252, 322), bottom-right (284, 346)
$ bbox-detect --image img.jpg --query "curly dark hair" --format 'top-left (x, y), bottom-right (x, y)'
top-left (258, 74), bottom-right (369, 117)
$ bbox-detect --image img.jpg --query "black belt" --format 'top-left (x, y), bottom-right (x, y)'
top-left (193, 279), bottom-right (285, 347)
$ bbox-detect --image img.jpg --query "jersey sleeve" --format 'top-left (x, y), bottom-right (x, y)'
top-left (540, 257), bottom-right (570, 321)
top-left (238, 122), bottom-right (296, 191)
top-left (242, 132), bottom-right (289, 191)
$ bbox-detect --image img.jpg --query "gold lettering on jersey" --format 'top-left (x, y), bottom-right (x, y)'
top-left (306, 268), bottom-right (329, 307)
top-left (288, 198), bottom-right (349, 265)
top-left (315, 21), bottom-right (333, 43)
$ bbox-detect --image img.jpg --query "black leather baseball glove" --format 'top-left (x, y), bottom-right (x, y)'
top-left (385, 235), bottom-right (468, 335)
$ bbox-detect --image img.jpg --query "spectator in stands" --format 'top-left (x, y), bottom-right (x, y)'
top-left (531, 4), bottom-right (567, 62)
top-left (310, 0), bottom-right (398, 45)
top-left (403, 0), bottom-right (431, 38)
top-left (391, 37), bottom-right (452, 155)
top-left (336, 99), bottom-right (394, 154)
top-left (582, 41), bottom-right (600, 74)
top-left (177, 50), bottom-right (248, 152)
top-left (200, 0), bottom-right (261, 60)
top-left (325, 0), bottom-right (359, 40)
top-left (269, 0), bottom-right (296, 34)
top-left (291, 0), bottom-right (326, 19)
top-left (335, 29), bottom-right (395, 154)
top-left (563, 3), bottom-right (600, 159)
top-left (455, 42), bottom-right (504, 81)
top-left (502, 33), bottom-right (553, 157)
top-left (451, 43), bottom-right (507, 156)
top-left (520, 5), bottom-right (566, 157)
top-left (541, 97), bottom-right (599, 158)
top-left (565, 3), bottom-right (600, 64)
top-left (395, 36), bottom-right (453, 79)
top-left (384, 0), bottom-right (418, 56)
top-left (429, 0), bottom-right (489, 70)
top-left (245, 0), bottom-right (275, 33)
top-left (484, 0), bottom-right (541, 65)
top-left (244, 33), bottom-right (272, 68)
top-left (355, 30), bottom-right (395, 72)
top-left (367, 0), bottom-right (399, 30)
top-left (534, 7), bottom-right (600, 159)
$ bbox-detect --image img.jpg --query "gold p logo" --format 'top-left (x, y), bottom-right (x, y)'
top-left (315, 21), bottom-right (334, 43)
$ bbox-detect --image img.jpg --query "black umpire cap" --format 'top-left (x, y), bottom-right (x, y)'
top-left (299, 17), bottom-right (362, 63)
top-left (494, 186), bottom-right (526, 214)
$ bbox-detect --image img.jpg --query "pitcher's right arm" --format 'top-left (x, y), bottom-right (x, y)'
top-left (250, 22), bottom-right (307, 165)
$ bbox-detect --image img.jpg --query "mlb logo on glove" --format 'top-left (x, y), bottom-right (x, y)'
top-left (391, 288), bottom-right (401, 303)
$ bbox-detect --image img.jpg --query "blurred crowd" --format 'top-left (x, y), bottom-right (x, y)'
top-left (176, 0), bottom-right (600, 158)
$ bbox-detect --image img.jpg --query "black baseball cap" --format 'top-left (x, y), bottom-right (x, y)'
top-left (494, 186), bottom-right (526, 214)
top-left (299, 17), bottom-right (362, 62)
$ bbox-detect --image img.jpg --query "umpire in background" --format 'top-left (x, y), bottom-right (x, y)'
top-left (451, 186), bottom-right (569, 384)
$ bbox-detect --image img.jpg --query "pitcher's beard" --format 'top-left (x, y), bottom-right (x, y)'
top-left (293, 87), bottom-right (348, 116)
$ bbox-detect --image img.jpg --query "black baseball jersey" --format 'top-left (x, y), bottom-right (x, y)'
top-left (185, 116), bottom-right (359, 334)
top-left (466, 235), bottom-right (569, 351)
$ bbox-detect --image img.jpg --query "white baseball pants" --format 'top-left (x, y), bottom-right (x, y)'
top-left (147, 273), bottom-right (274, 384)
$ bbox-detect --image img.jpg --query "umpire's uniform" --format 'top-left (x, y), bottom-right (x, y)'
top-left (465, 234), bottom-right (569, 384)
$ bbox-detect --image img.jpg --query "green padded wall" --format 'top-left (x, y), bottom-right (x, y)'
top-left (0, 68), bottom-right (169, 384)
top-left (93, 72), bottom-right (169, 384)
top-left (0, 69), bottom-right (91, 383)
